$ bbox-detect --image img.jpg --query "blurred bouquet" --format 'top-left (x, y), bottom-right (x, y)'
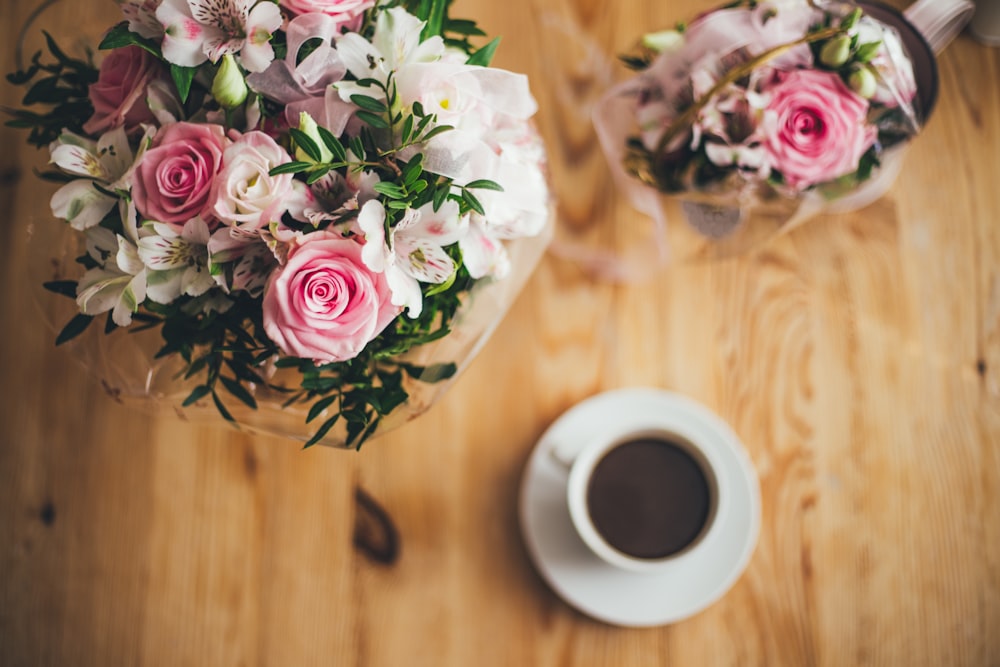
top-left (8, 0), bottom-right (551, 448)
top-left (594, 0), bottom-right (927, 244)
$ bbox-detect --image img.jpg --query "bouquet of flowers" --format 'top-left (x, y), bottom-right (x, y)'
top-left (8, 0), bottom-right (551, 448)
top-left (594, 0), bottom-right (928, 245)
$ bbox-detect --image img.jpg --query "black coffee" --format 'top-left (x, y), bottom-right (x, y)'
top-left (586, 437), bottom-right (712, 560)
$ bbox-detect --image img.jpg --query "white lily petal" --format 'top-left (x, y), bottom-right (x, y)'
top-left (336, 32), bottom-right (386, 82)
top-left (113, 272), bottom-right (147, 326)
top-left (182, 265), bottom-right (216, 297)
top-left (76, 269), bottom-right (130, 315)
top-left (117, 236), bottom-right (146, 276)
top-left (459, 221), bottom-right (509, 279)
top-left (50, 144), bottom-right (109, 180)
top-left (157, 0), bottom-right (210, 66)
top-left (50, 181), bottom-right (116, 230)
top-left (96, 126), bottom-right (134, 181)
top-left (145, 268), bottom-right (183, 304)
top-left (386, 264), bottom-right (423, 318)
top-left (402, 240), bottom-right (455, 284)
top-left (358, 200), bottom-right (388, 272)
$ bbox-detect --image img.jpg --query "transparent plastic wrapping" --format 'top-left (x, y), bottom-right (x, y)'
top-left (29, 201), bottom-right (554, 448)
top-left (559, 0), bottom-right (961, 274)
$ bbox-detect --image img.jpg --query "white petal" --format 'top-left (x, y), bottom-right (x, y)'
top-left (50, 144), bottom-right (109, 180)
top-left (459, 222), bottom-right (509, 279)
top-left (77, 268), bottom-right (130, 315)
top-left (145, 269), bottom-right (183, 304)
top-left (386, 265), bottom-right (423, 318)
top-left (358, 200), bottom-right (388, 272)
top-left (50, 181), bottom-right (116, 230)
top-left (402, 240), bottom-right (455, 284)
top-left (336, 32), bottom-right (386, 81)
top-left (157, 0), bottom-right (209, 67)
top-left (96, 126), bottom-right (134, 180)
top-left (117, 236), bottom-right (146, 276)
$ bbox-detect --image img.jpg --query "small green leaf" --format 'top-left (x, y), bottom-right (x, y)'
top-left (350, 94), bottom-right (387, 113)
top-left (374, 182), bottom-right (407, 198)
top-left (466, 37), bottom-right (501, 67)
top-left (55, 313), bottom-right (94, 345)
top-left (289, 128), bottom-right (322, 161)
top-left (220, 375), bottom-right (258, 410)
top-left (304, 414), bottom-right (340, 448)
top-left (182, 384), bottom-right (212, 407)
top-left (268, 160), bottom-right (313, 176)
top-left (171, 64), bottom-right (198, 104)
top-left (306, 394), bottom-right (338, 423)
top-left (854, 40), bottom-right (882, 63)
top-left (464, 179), bottom-right (504, 192)
top-left (419, 124), bottom-right (453, 142)
top-left (317, 125), bottom-right (347, 162)
top-left (461, 189), bottom-right (486, 216)
top-left (43, 280), bottom-right (77, 298)
top-left (355, 110), bottom-right (390, 129)
top-left (212, 390), bottom-right (236, 423)
top-left (432, 183), bottom-right (450, 211)
top-left (412, 100), bottom-right (425, 117)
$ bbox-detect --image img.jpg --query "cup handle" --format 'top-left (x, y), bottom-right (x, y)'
top-left (905, 0), bottom-right (975, 54)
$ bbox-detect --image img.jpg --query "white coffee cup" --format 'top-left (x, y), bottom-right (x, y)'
top-left (554, 423), bottom-right (729, 573)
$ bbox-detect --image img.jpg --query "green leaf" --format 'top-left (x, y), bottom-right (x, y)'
top-left (182, 384), bottom-right (212, 407)
top-left (432, 183), bottom-right (450, 211)
top-left (355, 110), bottom-right (390, 129)
top-left (43, 280), bottom-right (77, 298)
top-left (421, 0), bottom-right (448, 41)
top-left (220, 375), bottom-right (258, 410)
top-left (854, 41), bottom-right (882, 63)
top-left (461, 189), bottom-right (486, 216)
top-left (415, 362), bottom-right (458, 383)
top-left (306, 394), bottom-right (339, 423)
top-left (419, 124), bottom-right (453, 142)
top-left (350, 94), bottom-right (388, 113)
top-left (374, 182), bottom-right (407, 198)
top-left (268, 160), bottom-right (313, 176)
top-left (423, 269), bottom-right (456, 297)
top-left (305, 165), bottom-right (333, 184)
top-left (466, 37), bottom-right (501, 67)
top-left (55, 313), bottom-right (94, 345)
top-left (412, 100), bottom-right (425, 117)
top-left (97, 22), bottom-right (161, 57)
top-left (464, 179), bottom-right (504, 192)
top-left (171, 64), bottom-right (198, 104)
top-left (317, 125), bottom-right (347, 162)
top-left (304, 414), bottom-right (340, 448)
top-left (445, 19), bottom-right (487, 37)
top-left (289, 128), bottom-right (322, 161)
top-left (212, 390), bottom-right (236, 423)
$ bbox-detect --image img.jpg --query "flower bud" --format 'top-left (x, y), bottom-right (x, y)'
top-left (211, 54), bottom-right (248, 110)
top-left (295, 112), bottom-right (334, 163)
top-left (819, 35), bottom-right (852, 68)
top-left (641, 29), bottom-right (684, 54)
top-left (848, 65), bottom-right (877, 99)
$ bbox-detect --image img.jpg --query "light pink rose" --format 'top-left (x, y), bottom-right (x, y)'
top-left (763, 69), bottom-right (877, 189)
top-left (278, 0), bottom-right (374, 31)
top-left (132, 122), bottom-right (228, 224)
top-left (262, 232), bottom-right (399, 363)
top-left (212, 131), bottom-right (295, 230)
top-left (83, 46), bottom-right (164, 135)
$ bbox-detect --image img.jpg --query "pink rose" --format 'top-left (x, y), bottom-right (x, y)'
top-left (763, 69), bottom-right (877, 189)
top-left (83, 45), bottom-right (164, 135)
top-left (132, 122), bottom-right (228, 224)
top-left (262, 233), bottom-right (399, 363)
top-left (278, 0), bottom-right (374, 31)
top-left (212, 131), bottom-right (295, 230)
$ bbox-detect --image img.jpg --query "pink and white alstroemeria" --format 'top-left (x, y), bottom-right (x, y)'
top-left (335, 6), bottom-right (447, 102)
top-left (138, 217), bottom-right (218, 303)
top-left (49, 126), bottom-right (152, 231)
top-left (118, 0), bottom-right (165, 39)
top-left (358, 199), bottom-right (467, 318)
top-left (157, 0), bottom-right (282, 72)
top-left (76, 225), bottom-right (148, 327)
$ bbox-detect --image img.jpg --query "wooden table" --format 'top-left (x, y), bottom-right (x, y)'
top-left (2, 0), bottom-right (998, 664)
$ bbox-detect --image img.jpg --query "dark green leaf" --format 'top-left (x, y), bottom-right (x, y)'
top-left (306, 165), bottom-right (333, 184)
top-left (55, 313), bottom-right (94, 345)
top-left (462, 189), bottom-right (486, 216)
top-left (374, 182), bottom-right (406, 198)
top-left (419, 124), bottom-right (453, 142)
top-left (182, 384), bottom-right (212, 407)
top-left (289, 128), bottom-right (323, 161)
top-left (220, 375), bottom-right (258, 410)
top-left (212, 390), bottom-right (237, 423)
top-left (304, 414), bottom-right (340, 448)
top-left (317, 125), bottom-right (348, 162)
top-left (43, 280), bottom-right (77, 298)
top-left (171, 64), bottom-right (198, 104)
top-left (97, 22), bottom-right (162, 57)
top-left (306, 394), bottom-right (338, 423)
top-left (464, 179), bottom-right (504, 192)
top-left (466, 37), bottom-right (501, 67)
top-left (268, 160), bottom-right (313, 176)
top-left (355, 110), bottom-right (390, 129)
top-left (350, 94), bottom-right (387, 113)
top-left (432, 183), bottom-right (450, 211)
top-left (445, 19), bottom-right (487, 37)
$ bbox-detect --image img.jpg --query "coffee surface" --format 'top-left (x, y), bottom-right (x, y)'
top-left (586, 437), bottom-right (712, 560)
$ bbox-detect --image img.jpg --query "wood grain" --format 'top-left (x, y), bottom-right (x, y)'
top-left (2, 0), bottom-right (999, 665)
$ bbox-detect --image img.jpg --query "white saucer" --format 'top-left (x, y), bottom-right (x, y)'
top-left (518, 388), bottom-right (761, 627)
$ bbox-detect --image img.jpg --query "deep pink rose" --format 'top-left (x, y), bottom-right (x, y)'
top-left (262, 233), bottom-right (399, 363)
top-left (764, 69), bottom-right (878, 189)
top-left (132, 122), bottom-right (228, 224)
top-left (278, 0), bottom-right (374, 30)
top-left (83, 46), bottom-right (163, 135)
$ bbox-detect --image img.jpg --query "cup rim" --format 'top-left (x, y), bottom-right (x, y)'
top-left (566, 424), bottom-right (728, 573)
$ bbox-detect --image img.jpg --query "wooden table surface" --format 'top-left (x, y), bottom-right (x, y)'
top-left (2, 0), bottom-right (998, 664)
